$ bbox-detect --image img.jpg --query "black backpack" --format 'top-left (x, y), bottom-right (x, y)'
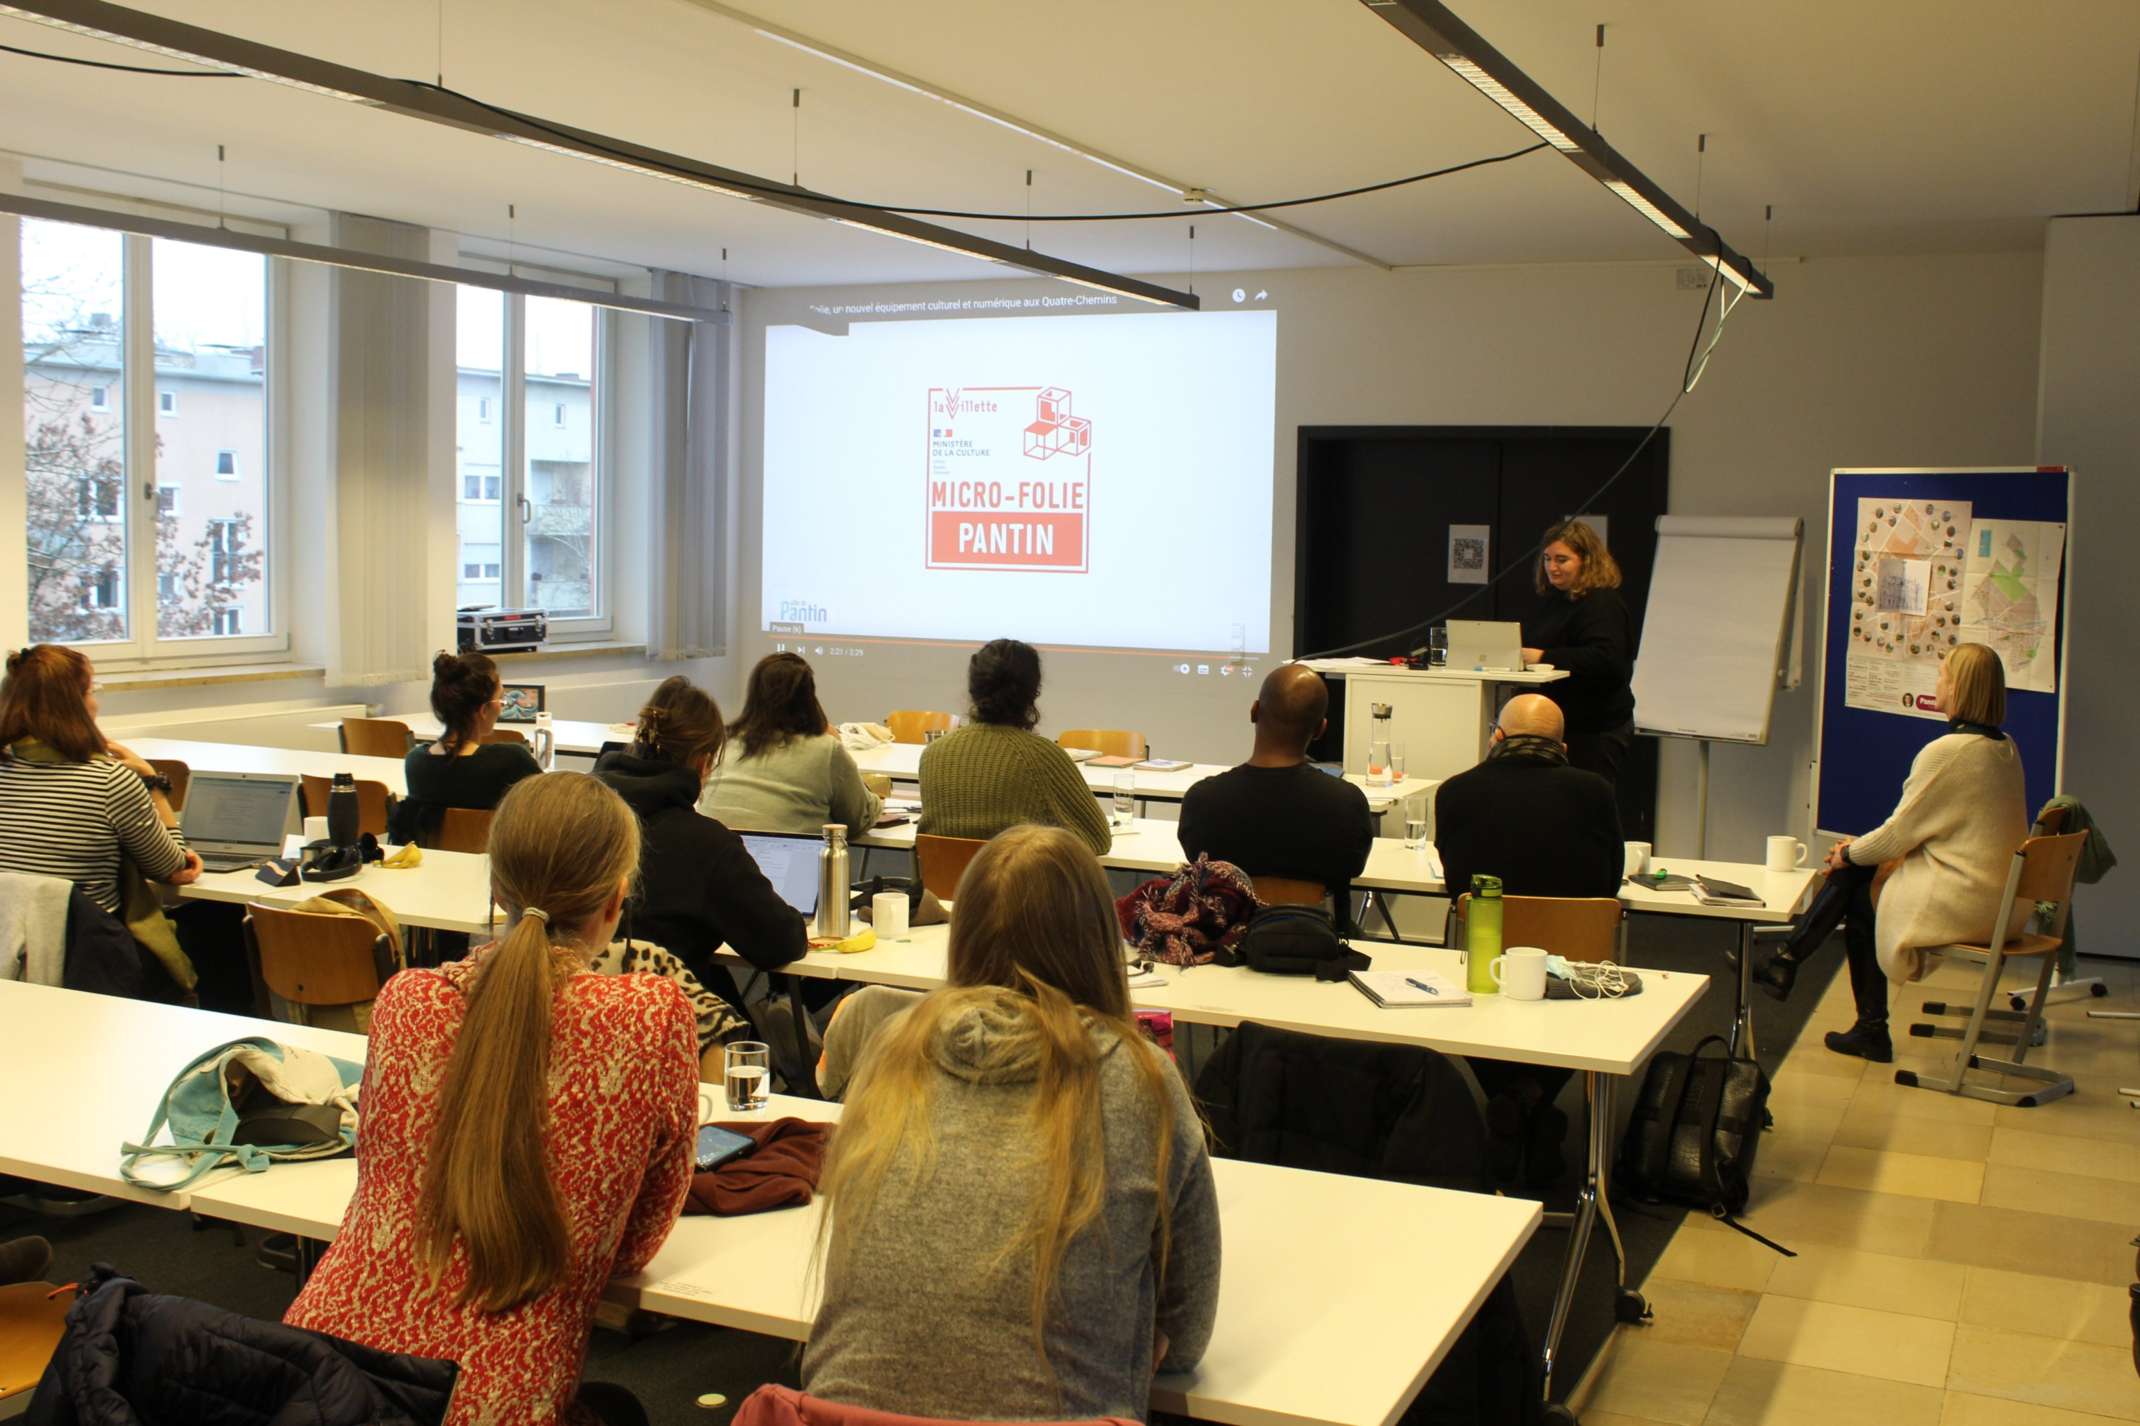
top-left (1237, 905), bottom-right (1370, 981)
top-left (1618, 1035), bottom-right (1792, 1254)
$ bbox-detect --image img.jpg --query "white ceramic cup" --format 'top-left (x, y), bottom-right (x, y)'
top-left (871, 890), bottom-right (909, 940)
top-left (1623, 841), bottom-right (1652, 877)
top-left (303, 815), bottom-right (330, 844)
top-left (1490, 945), bottom-right (1549, 1001)
top-left (1765, 835), bottom-right (1809, 873)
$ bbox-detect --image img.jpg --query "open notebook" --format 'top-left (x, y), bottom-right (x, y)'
top-left (1347, 969), bottom-right (1471, 1008)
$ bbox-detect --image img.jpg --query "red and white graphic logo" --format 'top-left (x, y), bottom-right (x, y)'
top-left (926, 386), bottom-right (1090, 572)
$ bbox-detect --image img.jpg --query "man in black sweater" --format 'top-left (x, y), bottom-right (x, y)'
top-left (1435, 693), bottom-right (1622, 899)
top-left (1178, 665), bottom-right (1374, 906)
top-left (1435, 693), bottom-right (1622, 1190)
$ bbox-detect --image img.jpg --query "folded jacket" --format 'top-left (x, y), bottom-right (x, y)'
top-left (684, 1118), bottom-right (832, 1216)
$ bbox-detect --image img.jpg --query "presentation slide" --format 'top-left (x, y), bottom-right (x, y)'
top-left (761, 308), bottom-right (1276, 654)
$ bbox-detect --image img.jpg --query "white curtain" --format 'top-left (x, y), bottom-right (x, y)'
top-left (326, 214), bottom-right (444, 686)
top-left (645, 271), bottom-right (733, 661)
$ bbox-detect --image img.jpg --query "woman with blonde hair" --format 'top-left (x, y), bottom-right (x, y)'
top-left (286, 772), bottom-right (699, 1426)
top-left (1519, 518), bottom-right (1637, 786)
top-left (803, 825), bottom-right (1220, 1421)
top-left (1754, 643), bottom-right (2028, 1062)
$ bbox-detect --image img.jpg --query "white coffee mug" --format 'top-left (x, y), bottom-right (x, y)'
top-left (1765, 835), bottom-right (1808, 873)
top-left (303, 815), bottom-right (330, 845)
top-left (1623, 841), bottom-right (1652, 877)
top-left (1491, 945), bottom-right (1549, 1001)
top-left (871, 890), bottom-right (909, 940)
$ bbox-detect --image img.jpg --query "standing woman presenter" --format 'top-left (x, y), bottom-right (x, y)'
top-left (1519, 519), bottom-right (1637, 786)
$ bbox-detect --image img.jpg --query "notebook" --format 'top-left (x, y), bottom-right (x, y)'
top-left (181, 771), bottom-right (300, 872)
top-left (1087, 754), bottom-right (1137, 768)
top-left (1694, 874), bottom-right (1764, 906)
top-left (1134, 758), bottom-right (1191, 771)
top-left (1347, 968), bottom-right (1471, 1008)
top-left (738, 831), bottom-right (822, 916)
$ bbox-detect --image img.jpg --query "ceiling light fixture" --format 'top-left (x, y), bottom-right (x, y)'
top-left (0, 189), bottom-right (734, 322)
top-left (1359, 0), bottom-right (1771, 296)
top-left (0, 0), bottom-right (1202, 308)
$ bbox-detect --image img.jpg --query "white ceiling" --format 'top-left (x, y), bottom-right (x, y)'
top-left (1, 0), bottom-right (2135, 290)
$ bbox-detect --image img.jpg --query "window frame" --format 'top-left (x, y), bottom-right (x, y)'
top-left (456, 267), bottom-right (614, 639)
top-left (156, 388), bottom-right (177, 416)
top-left (88, 384), bottom-right (109, 411)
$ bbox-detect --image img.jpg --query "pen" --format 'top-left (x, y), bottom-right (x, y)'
top-left (1404, 977), bottom-right (1439, 996)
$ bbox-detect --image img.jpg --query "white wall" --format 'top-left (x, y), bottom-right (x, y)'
top-left (2036, 215), bottom-right (2139, 951)
top-left (739, 252), bottom-right (2045, 862)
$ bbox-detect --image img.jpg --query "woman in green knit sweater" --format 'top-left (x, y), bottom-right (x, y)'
top-left (917, 639), bottom-right (1111, 855)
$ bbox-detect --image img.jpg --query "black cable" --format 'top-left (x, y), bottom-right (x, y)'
top-left (0, 41), bottom-right (1549, 223)
top-left (0, 42), bottom-right (238, 76)
top-left (415, 79), bottom-right (1548, 222)
top-left (1294, 261), bottom-right (1726, 661)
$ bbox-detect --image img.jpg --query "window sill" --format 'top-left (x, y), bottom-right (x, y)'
top-left (491, 640), bottom-right (645, 664)
top-left (94, 662), bottom-right (326, 692)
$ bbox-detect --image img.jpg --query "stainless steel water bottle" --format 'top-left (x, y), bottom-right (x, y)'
top-left (814, 823), bottom-right (851, 939)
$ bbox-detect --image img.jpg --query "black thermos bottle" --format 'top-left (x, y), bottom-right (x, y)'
top-left (326, 771), bottom-right (360, 848)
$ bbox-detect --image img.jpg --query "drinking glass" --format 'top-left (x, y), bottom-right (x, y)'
top-left (723, 1040), bottom-right (771, 1112)
top-left (1427, 626), bottom-right (1449, 667)
top-left (1390, 742), bottom-right (1407, 782)
top-left (1404, 810), bottom-right (1429, 849)
top-left (1112, 772), bottom-right (1136, 823)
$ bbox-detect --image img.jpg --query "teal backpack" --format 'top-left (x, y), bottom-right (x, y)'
top-left (119, 1036), bottom-right (362, 1191)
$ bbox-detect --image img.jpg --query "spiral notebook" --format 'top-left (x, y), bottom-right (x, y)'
top-left (1347, 969), bottom-right (1471, 1008)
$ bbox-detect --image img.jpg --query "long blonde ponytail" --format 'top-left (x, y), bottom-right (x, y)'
top-left (412, 772), bottom-right (640, 1312)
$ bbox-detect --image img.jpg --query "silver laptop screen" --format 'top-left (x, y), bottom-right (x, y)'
top-left (740, 832), bottom-right (820, 916)
top-left (182, 774), bottom-right (293, 848)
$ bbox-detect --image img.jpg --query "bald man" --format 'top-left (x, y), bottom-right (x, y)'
top-left (1177, 665), bottom-right (1374, 905)
top-left (1434, 692), bottom-right (1623, 900)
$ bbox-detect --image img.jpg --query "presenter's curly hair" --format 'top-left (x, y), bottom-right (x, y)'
top-left (968, 638), bottom-right (1043, 730)
top-left (1534, 518), bottom-right (1622, 598)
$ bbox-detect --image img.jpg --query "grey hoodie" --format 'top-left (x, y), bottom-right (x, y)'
top-left (802, 988), bottom-right (1221, 1422)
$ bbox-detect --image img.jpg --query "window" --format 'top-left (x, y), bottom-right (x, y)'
top-left (212, 608), bottom-right (240, 636)
top-left (455, 285), bottom-right (609, 630)
top-left (76, 475), bottom-right (121, 522)
top-left (21, 217), bottom-right (279, 656)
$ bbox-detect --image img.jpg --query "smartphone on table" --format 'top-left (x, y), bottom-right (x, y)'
top-left (693, 1124), bottom-right (756, 1173)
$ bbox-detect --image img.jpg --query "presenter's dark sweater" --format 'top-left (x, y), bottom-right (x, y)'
top-left (1522, 587), bottom-right (1636, 735)
top-left (1434, 737), bottom-right (1623, 899)
top-left (1178, 762), bottom-right (1375, 897)
top-left (593, 749), bottom-right (808, 1006)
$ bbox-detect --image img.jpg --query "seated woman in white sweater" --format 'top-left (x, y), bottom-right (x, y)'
top-left (698, 653), bottom-right (883, 835)
top-left (1754, 643), bottom-right (2028, 1061)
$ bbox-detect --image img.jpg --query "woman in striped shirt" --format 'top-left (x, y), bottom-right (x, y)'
top-left (0, 645), bottom-right (201, 914)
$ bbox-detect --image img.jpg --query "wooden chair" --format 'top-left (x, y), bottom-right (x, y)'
top-left (478, 727), bottom-right (527, 747)
top-left (244, 902), bottom-right (389, 1023)
top-left (435, 807), bottom-right (494, 854)
top-left (1896, 831), bottom-right (2088, 1106)
top-left (339, 717), bottom-right (413, 758)
top-left (0, 1279), bottom-right (70, 1406)
top-left (1453, 893), bottom-right (1624, 963)
top-left (914, 833), bottom-right (986, 900)
top-left (1252, 875), bottom-right (1328, 908)
top-left (1058, 729), bottom-right (1149, 760)
top-left (299, 775), bottom-right (394, 839)
top-left (146, 758), bottom-right (190, 812)
top-left (886, 710), bottom-right (955, 745)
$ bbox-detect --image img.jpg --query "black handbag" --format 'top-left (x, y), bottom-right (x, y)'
top-left (1238, 905), bottom-right (1370, 981)
top-left (1618, 1035), bottom-right (1792, 1254)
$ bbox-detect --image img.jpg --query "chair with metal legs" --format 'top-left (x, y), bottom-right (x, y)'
top-left (1895, 831), bottom-right (2087, 1106)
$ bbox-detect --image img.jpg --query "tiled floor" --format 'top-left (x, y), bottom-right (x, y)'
top-left (1576, 952), bottom-right (2140, 1425)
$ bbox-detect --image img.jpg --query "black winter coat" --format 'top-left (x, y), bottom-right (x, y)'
top-left (593, 750), bottom-right (809, 1006)
top-left (1521, 586), bottom-right (1636, 734)
top-left (29, 1266), bottom-right (457, 1425)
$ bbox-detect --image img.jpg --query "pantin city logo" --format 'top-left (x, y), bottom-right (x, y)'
top-left (925, 386), bottom-right (1090, 572)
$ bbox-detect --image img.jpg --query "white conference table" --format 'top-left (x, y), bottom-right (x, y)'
top-left (306, 715), bottom-right (621, 759)
top-left (128, 736), bottom-right (412, 798)
top-left (740, 923), bottom-right (1707, 1398)
top-left (0, 981), bottom-right (1539, 1426)
top-left (849, 740), bottom-right (1435, 814)
top-left (180, 845), bottom-right (501, 935)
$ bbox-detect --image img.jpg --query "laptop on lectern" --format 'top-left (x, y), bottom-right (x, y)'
top-left (1444, 619), bottom-right (1525, 673)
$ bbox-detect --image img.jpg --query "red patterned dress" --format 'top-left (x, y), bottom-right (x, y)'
top-left (287, 951), bottom-right (699, 1425)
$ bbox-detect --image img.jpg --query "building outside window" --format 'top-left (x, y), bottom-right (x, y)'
top-left (212, 607), bottom-right (240, 635)
top-left (21, 218), bottom-right (274, 653)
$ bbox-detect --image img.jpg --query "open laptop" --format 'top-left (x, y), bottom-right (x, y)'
top-left (738, 831), bottom-right (822, 917)
top-left (181, 771), bottom-right (302, 872)
top-left (1443, 619), bottom-right (1525, 673)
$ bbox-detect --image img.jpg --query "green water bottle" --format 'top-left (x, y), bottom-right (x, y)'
top-left (1467, 873), bottom-right (1503, 996)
